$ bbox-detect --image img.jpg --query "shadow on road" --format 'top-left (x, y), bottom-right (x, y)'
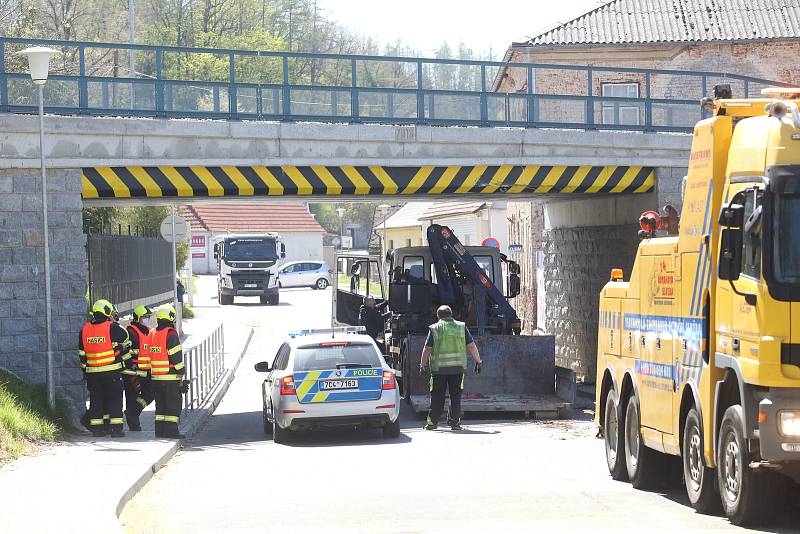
top-left (622, 459), bottom-right (800, 533)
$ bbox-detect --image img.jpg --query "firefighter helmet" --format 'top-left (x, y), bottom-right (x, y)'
top-left (91, 299), bottom-right (114, 317)
top-left (133, 304), bottom-right (152, 322)
top-left (156, 305), bottom-right (177, 322)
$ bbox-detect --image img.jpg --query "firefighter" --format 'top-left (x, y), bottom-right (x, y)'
top-left (419, 305), bottom-right (482, 431)
top-left (122, 305), bottom-right (154, 431)
top-left (79, 299), bottom-right (129, 438)
top-left (149, 305), bottom-right (189, 439)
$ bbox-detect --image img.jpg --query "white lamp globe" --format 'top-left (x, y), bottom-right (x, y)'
top-left (17, 47), bottom-right (60, 86)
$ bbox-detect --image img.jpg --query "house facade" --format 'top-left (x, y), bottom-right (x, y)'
top-left (502, 0), bottom-right (800, 380)
top-left (496, 0), bottom-right (800, 132)
top-left (184, 204), bottom-right (325, 274)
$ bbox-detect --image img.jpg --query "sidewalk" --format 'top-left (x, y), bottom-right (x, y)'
top-left (0, 297), bottom-right (252, 534)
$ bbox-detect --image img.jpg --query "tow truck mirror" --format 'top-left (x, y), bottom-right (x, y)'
top-left (280, 243), bottom-right (286, 258)
top-left (719, 228), bottom-right (743, 281)
top-left (350, 263), bottom-right (362, 276)
top-left (254, 361), bottom-right (271, 372)
top-left (213, 243), bottom-right (219, 260)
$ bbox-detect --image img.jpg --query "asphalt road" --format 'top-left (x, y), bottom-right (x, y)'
top-left (121, 285), bottom-right (800, 533)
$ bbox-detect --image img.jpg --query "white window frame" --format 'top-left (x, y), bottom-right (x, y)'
top-left (601, 82), bottom-right (640, 126)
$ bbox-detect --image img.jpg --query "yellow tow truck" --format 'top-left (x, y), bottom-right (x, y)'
top-left (596, 85), bottom-right (800, 526)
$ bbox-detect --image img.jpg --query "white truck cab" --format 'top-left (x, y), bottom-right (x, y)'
top-left (214, 233), bottom-right (285, 305)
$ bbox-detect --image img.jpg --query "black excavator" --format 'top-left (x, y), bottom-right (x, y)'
top-left (333, 224), bottom-right (574, 416)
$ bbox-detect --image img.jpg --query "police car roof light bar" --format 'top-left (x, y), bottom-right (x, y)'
top-left (288, 326), bottom-right (366, 338)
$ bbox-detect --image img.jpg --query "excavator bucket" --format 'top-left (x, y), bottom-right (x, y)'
top-left (402, 334), bottom-right (575, 417)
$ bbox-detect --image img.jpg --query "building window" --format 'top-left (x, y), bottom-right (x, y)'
top-left (388, 240), bottom-right (394, 250)
top-left (406, 239), bottom-right (412, 247)
top-left (601, 83), bottom-right (640, 126)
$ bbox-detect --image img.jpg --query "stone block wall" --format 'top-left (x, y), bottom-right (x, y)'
top-left (0, 168), bottom-right (87, 416)
top-left (543, 224), bottom-right (639, 381)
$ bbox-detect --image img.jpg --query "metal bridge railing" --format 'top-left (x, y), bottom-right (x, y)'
top-left (0, 37), bottom-right (789, 132)
top-left (183, 323), bottom-right (225, 411)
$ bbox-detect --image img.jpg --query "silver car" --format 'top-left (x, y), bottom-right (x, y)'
top-left (255, 328), bottom-right (401, 443)
top-left (278, 261), bottom-right (332, 290)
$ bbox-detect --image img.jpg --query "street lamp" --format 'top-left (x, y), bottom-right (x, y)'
top-left (18, 46), bottom-right (59, 411)
top-left (336, 207), bottom-right (345, 249)
top-left (377, 204), bottom-right (391, 261)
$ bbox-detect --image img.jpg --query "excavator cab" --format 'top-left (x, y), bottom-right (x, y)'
top-left (331, 255), bottom-right (386, 328)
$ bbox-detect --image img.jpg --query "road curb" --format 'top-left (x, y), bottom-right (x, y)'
top-left (114, 327), bottom-right (255, 522)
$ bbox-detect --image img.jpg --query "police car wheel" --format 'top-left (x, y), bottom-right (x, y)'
top-left (273, 420), bottom-right (291, 444)
top-left (382, 418), bottom-right (401, 438)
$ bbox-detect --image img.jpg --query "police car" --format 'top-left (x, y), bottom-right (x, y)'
top-left (255, 327), bottom-right (401, 443)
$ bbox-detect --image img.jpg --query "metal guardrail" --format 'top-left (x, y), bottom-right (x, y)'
top-left (0, 37), bottom-right (789, 132)
top-left (183, 323), bottom-right (225, 411)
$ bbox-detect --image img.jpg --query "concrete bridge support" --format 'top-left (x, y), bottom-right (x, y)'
top-left (0, 168), bottom-right (87, 413)
top-left (508, 166), bottom-right (688, 381)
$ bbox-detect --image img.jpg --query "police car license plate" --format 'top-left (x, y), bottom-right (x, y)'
top-left (243, 284), bottom-right (257, 288)
top-left (320, 379), bottom-right (358, 391)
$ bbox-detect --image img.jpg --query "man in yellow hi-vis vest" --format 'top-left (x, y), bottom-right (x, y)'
top-left (419, 305), bottom-right (482, 431)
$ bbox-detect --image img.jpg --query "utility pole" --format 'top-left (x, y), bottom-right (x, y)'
top-left (129, 0), bottom-right (136, 109)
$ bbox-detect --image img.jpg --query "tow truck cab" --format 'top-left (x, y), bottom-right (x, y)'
top-left (214, 233), bottom-right (285, 306)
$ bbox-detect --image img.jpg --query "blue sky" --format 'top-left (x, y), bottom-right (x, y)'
top-left (318, 0), bottom-right (602, 57)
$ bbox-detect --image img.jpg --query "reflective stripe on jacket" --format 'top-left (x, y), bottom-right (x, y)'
top-left (430, 319), bottom-right (468, 372)
top-left (80, 321), bottom-right (122, 373)
top-left (127, 323), bottom-right (151, 371)
top-left (149, 327), bottom-right (184, 380)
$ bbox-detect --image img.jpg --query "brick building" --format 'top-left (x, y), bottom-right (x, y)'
top-left (503, 0), bottom-right (800, 380)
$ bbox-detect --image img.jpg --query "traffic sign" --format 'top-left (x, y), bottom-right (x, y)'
top-left (508, 244), bottom-right (523, 254)
top-left (482, 237), bottom-right (500, 249)
top-left (160, 215), bottom-right (188, 243)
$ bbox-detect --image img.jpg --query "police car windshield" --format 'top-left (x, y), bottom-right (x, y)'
top-left (294, 343), bottom-right (380, 372)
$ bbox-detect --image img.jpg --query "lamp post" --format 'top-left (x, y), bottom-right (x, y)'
top-left (18, 46), bottom-right (59, 411)
top-left (336, 207), bottom-right (345, 249)
top-left (377, 204), bottom-right (391, 261)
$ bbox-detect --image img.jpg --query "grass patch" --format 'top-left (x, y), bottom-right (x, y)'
top-left (0, 370), bottom-right (69, 462)
top-left (182, 303), bottom-right (195, 319)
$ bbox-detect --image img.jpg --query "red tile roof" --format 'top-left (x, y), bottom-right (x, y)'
top-left (184, 204), bottom-right (324, 233)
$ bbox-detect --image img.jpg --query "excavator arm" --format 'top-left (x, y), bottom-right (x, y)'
top-left (426, 224), bottom-right (519, 333)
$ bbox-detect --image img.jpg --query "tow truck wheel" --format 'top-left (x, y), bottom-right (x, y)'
top-left (604, 389), bottom-right (627, 481)
top-left (273, 420), bottom-right (291, 444)
top-left (682, 408), bottom-right (718, 513)
top-left (717, 405), bottom-right (786, 526)
top-left (624, 393), bottom-right (668, 489)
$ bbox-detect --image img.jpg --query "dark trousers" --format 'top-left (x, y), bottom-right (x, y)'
top-left (152, 380), bottom-right (182, 437)
top-left (427, 373), bottom-right (464, 426)
top-left (123, 376), bottom-right (154, 427)
top-left (86, 372), bottom-right (124, 434)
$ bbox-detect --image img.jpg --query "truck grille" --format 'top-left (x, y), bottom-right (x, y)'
top-left (231, 273), bottom-right (269, 290)
top-left (781, 344), bottom-right (800, 367)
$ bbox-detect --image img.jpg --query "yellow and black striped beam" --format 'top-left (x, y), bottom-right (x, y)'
top-left (81, 165), bottom-right (654, 200)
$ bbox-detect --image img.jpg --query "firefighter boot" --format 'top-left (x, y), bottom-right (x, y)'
top-left (125, 410), bottom-right (142, 432)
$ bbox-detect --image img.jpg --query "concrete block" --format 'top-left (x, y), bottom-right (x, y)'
top-left (12, 175), bottom-right (38, 193)
top-left (0, 194), bottom-right (23, 211)
top-left (0, 175), bottom-right (12, 193)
